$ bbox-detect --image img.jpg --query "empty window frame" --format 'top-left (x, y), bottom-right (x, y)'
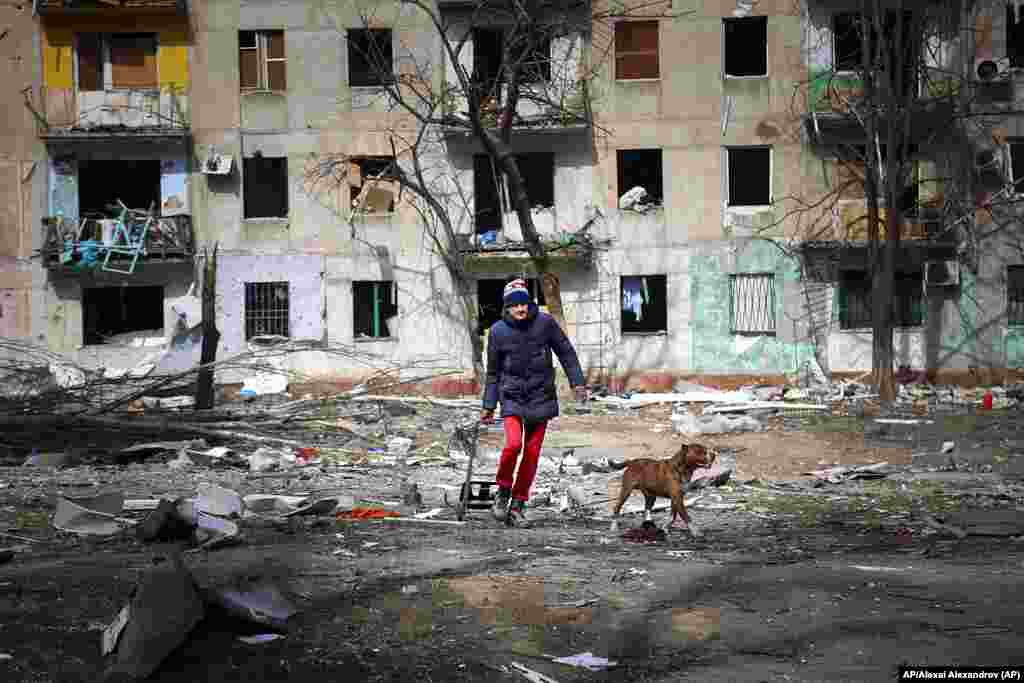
top-left (77, 33), bottom-right (158, 91)
top-left (513, 35), bottom-right (552, 83)
top-left (82, 285), bottom-right (164, 345)
top-left (239, 30), bottom-right (286, 92)
top-left (472, 153), bottom-right (555, 233)
top-left (471, 29), bottom-right (551, 87)
top-left (245, 282), bottom-right (290, 339)
top-left (727, 146), bottom-right (771, 207)
top-left (243, 155), bottom-right (288, 219)
top-left (353, 280), bottom-right (398, 339)
top-left (723, 16), bottom-right (767, 77)
top-left (349, 157), bottom-right (397, 213)
top-left (1009, 5), bottom-right (1024, 68)
top-left (614, 21), bottom-right (659, 80)
top-left (78, 159), bottom-right (160, 216)
top-left (838, 270), bottom-right (923, 329)
top-left (832, 11), bottom-right (916, 93)
top-left (348, 29), bottom-right (393, 87)
top-left (617, 149), bottom-right (663, 205)
top-left (1009, 140), bottom-right (1024, 195)
top-left (730, 273), bottom-right (776, 334)
top-left (1009, 265), bottom-right (1024, 326)
top-left (621, 275), bottom-right (667, 334)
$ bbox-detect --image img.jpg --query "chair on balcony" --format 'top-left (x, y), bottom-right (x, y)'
top-left (101, 200), bottom-right (155, 275)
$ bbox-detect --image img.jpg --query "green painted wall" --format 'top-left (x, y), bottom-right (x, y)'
top-left (690, 240), bottom-right (815, 374)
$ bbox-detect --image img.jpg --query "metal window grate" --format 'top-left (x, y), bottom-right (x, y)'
top-left (245, 282), bottom-right (289, 339)
top-left (730, 273), bottom-right (776, 333)
top-left (1010, 266), bottom-right (1024, 326)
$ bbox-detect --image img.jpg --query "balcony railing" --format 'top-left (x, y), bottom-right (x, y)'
top-left (41, 89), bottom-right (190, 138)
top-left (40, 213), bottom-right (194, 272)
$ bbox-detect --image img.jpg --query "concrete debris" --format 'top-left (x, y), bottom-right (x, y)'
top-left (53, 493), bottom-right (136, 536)
top-left (167, 452), bottom-right (194, 470)
top-left (104, 555), bottom-right (205, 680)
top-left (197, 483), bottom-right (243, 518)
top-left (247, 447), bottom-right (297, 472)
top-left (551, 652), bottom-right (617, 671)
top-left (508, 661), bottom-right (562, 683)
top-left (239, 371), bottom-right (289, 397)
top-left (672, 411), bottom-right (763, 435)
top-left (807, 462), bottom-right (891, 484)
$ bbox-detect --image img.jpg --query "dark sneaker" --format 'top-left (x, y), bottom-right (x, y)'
top-left (492, 487), bottom-right (511, 522)
top-left (507, 500), bottom-right (529, 527)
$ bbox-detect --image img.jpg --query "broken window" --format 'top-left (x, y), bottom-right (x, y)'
top-left (730, 273), bottom-right (776, 334)
top-left (78, 159), bottom-right (161, 216)
top-left (77, 33), bottom-right (157, 90)
top-left (239, 30), bottom-right (286, 92)
top-left (349, 157), bottom-right (397, 213)
top-left (832, 11), bottom-right (915, 94)
top-left (477, 278), bottom-right (546, 335)
top-left (1009, 5), bottom-right (1024, 68)
top-left (513, 35), bottom-right (552, 83)
top-left (723, 16), bottom-right (767, 77)
top-left (838, 270), bottom-right (923, 329)
top-left (472, 27), bottom-right (505, 97)
top-left (1009, 140), bottom-right (1024, 194)
top-left (245, 282), bottom-right (290, 339)
top-left (617, 149), bottom-right (663, 206)
top-left (615, 21), bottom-right (659, 80)
top-left (1009, 265), bottom-right (1024, 326)
top-left (727, 146), bottom-right (771, 207)
top-left (82, 285), bottom-right (164, 346)
top-left (621, 275), bottom-right (667, 334)
top-left (348, 29), bottom-right (393, 87)
top-left (353, 280), bottom-right (398, 339)
top-left (473, 153), bottom-right (555, 233)
top-left (243, 155), bottom-right (288, 219)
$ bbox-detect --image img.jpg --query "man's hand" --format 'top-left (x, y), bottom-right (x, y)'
top-left (573, 386), bottom-right (588, 403)
top-left (480, 408), bottom-right (495, 424)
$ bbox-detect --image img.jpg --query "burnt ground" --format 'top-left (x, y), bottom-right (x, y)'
top-left (2, 405), bottom-right (1024, 682)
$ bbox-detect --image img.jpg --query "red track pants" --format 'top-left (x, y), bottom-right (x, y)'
top-left (496, 416), bottom-right (548, 502)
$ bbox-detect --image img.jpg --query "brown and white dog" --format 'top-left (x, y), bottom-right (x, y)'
top-left (609, 443), bottom-right (717, 537)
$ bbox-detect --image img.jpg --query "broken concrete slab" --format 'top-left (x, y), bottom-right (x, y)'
top-left (104, 555), bottom-right (205, 680)
top-left (53, 494), bottom-right (136, 536)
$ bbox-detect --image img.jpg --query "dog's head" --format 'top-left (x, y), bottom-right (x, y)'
top-left (671, 443), bottom-right (717, 473)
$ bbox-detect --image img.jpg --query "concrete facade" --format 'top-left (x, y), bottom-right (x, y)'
top-left (1, 0), bottom-right (1023, 390)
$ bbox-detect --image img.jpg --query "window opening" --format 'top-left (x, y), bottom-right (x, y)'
top-left (243, 155), bottom-right (289, 219)
top-left (77, 32), bottom-right (157, 90)
top-left (348, 29), bottom-right (393, 87)
top-left (621, 275), bottom-right (667, 333)
top-left (614, 21), bottom-right (659, 79)
top-left (472, 153), bottom-right (554, 233)
top-left (82, 285), bottom-right (164, 345)
top-left (616, 149), bottom-right (663, 207)
top-left (349, 157), bottom-right (397, 213)
top-left (472, 27), bottom-right (505, 100)
top-left (730, 273), bottom-right (776, 334)
top-left (723, 17), bottom-right (767, 77)
top-left (1009, 141), bottom-right (1024, 195)
top-left (245, 282), bottom-right (290, 339)
top-left (354, 280), bottom-right (398, 338)
top-left (839, 270), bottom-right (923, 329)
top-left (1009, 265), bottom-right (1024, 326)
top-left (832, 11), bottom-right (915, 94)
top-left (239, 30), bottom-right (286, 91)
top-left (78, 159), bottom-right (161, 217)
top-left (1010, 5), bottom-right (1024, 68)
top-left (727, 147), bottom-right (771, 206)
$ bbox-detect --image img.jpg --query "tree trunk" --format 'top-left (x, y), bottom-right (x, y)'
top-left (195, 245), bottom-right (220, 410)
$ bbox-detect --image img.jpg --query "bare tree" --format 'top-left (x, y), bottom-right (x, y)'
top-left (771, 0), bottom-right (1005, 400)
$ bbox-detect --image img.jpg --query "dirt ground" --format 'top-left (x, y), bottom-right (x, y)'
top-left (1, 405), bottom-right (1022, 682)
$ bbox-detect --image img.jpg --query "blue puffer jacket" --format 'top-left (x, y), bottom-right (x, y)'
top-left (482, 303), bottom-right (585, 423)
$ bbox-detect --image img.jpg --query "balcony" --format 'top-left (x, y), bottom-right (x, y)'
top-left (40, 213), bottom-right (194, 272)
top-left (36, 0), bottom-right (189, 15)
top-left (41, 90), bottom-right (190, 140)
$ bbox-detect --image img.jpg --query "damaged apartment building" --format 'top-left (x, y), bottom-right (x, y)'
top-left (0, 0), bottom-right (1022, 389)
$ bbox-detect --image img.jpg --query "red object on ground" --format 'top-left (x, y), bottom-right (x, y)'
top-left (496, 415), bottom-right (549, 502)
top-left (295, 447), bottom-right (319, 462)
top-left (982, 392), bottom-right (993, 410)
top-left (337, 507), bottom-right (401, 520)
top-left (622, 522), bottom-right (667, 544)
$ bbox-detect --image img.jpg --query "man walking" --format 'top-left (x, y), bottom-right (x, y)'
top-left (481, 279), bottom-right (587, 525)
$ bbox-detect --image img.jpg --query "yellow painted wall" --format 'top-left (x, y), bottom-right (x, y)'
top-left (43, 27), bottom-right (73, 89)
top-left (158, 28), bottom-right (190, 90)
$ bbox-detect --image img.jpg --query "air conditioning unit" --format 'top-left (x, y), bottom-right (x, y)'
top-left (975, 57), bottom-right (1010, 81)
top-left (202, 153), bottom-right (233, 175)
top-left (925, 259), bottom-right (959, 287)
